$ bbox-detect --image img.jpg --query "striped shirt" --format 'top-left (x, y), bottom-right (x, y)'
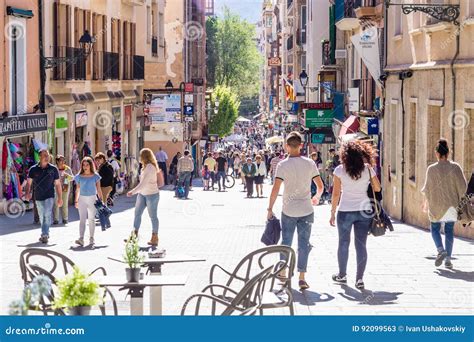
top-left (270, 157), bottom-right (282, 174)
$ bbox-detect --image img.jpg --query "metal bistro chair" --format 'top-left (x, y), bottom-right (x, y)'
top-left (207, 245), bottom-right (296, 315)
top-left (19, 248), bottom-right (118, 316)
top-left (181, 266), bottom-right (273, 316)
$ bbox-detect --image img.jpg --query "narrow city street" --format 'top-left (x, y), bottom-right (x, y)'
top-left (1, 180), bottom-right (472, 316)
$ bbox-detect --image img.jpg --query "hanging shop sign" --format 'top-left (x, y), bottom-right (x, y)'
top-left (268, 57), bottom-right (281, 67)
top-left (55, 111), bottom-right (68, 134)
top-left (75, 110), bottom-right (88, 127)
top-left (124, 105), bottom-right (132, 131)
top-left (0, 113), bottom-right (48, 137)
top-left (305, 108), bottom-right (334, 128)
top-left (149, 94), bottom-right (182, 123)
top-left (301, 103), bottom-right (333, 110)
top-left (310, 128), bottom-right (336, 144)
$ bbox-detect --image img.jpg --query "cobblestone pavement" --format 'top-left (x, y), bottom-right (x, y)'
top-left (0, 179), bottom-right (472, 315)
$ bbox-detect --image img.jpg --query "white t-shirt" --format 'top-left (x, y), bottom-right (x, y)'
top-left (333, 164), bottom-right (375, 212)
top-left (275, 156), bottom-right (320, 217)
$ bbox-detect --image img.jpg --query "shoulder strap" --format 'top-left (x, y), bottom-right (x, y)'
top-left (368, 167), bottom-right (380, 218)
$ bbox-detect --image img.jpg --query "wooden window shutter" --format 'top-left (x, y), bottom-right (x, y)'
top-left (53, 1), bottom-right (59, 52)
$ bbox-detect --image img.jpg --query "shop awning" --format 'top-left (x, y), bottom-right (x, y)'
top-left (236, 116), bottom-right (251, 123)
top-left (253, 112), bottom-right (265, 120)
top-left (46, 93), bottom-right (75, 106)
top-left (265, 136), bottom-right (285, 145)
top-left (92, 92), bottom-right (110, 102)
top-left (339, 115), bottom-right (360, 136)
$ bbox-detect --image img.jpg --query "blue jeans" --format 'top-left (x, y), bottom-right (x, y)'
top-left (430, 221), bottom-right (454, 257)
top-left (216, 171), bottom-right (226, 190)
top-left (179, 172), bottom-right (192, 198)
top-left (36, 198), bottom-right (54, 236)
top-left (281, 212), bottom-right (314, 272)
top-left (336, 211), bottom-right (371, 280)
top-left (133, 193), bottom-right (160, 233)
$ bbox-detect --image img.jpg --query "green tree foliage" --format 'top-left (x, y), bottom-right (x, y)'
top-left (209, 85), bottom-right (240, 138)
top-left (206, 7), bottom-right (262, 100)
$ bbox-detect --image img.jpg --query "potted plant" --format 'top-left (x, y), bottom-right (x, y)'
top-left (9, 275), bottom-right (52, 315)
top-left (53, 267), bottom-right (101, 315)
top-left (124, 235), bottom-right (144, 282)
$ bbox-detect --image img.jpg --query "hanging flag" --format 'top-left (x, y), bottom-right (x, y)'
top-left (282, 78), bottom-right (296, 101)
top-left (351, 28), bottom-right (381, 88)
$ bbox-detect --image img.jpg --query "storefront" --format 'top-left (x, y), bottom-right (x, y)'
top-left (0, 114), bottom-right (49, 211)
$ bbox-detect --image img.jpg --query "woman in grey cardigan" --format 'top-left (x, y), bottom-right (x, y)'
top-left (421, 139), bottom-right (467, 269)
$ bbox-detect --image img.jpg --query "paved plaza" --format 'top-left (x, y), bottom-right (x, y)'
top-left (0, 180), bottom-right (472, 315)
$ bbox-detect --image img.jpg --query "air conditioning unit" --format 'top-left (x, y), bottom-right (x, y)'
top-left (335, 49), bottom-right (347, 59)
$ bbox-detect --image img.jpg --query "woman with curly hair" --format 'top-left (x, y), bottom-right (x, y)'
top-left (329, 140), bottom-right (381, 289)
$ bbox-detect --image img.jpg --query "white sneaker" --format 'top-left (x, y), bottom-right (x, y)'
top-left (75, 238), bottom-right (84, 246)
top-left (89, 237), bottom-right (95, 246)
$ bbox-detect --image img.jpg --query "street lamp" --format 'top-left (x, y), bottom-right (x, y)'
top-left (299, 70), bottom-right (309, 88)
top-left (43, 30), bottom-right (96, 69)
top-left (165, 79), bottom-right (174, 95)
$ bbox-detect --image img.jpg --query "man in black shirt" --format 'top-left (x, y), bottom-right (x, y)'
top-left (215, 151), bottom-right (228, 192)
top-left (25, 150), bottom-right (62, 244)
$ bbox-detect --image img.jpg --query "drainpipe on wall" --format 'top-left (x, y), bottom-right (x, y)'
top-left (400, 77), bottom-right (406, 222)
top-left (450, 24), bottom-right (460, 161)
top-left (38, 0), bottom-right (46, 113)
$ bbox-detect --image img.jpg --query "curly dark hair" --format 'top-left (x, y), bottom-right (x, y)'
top-left (339, 140), bottom-right (377, 180)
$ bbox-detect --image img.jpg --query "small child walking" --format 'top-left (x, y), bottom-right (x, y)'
top-left (202, 165), bottom-right (211, 191)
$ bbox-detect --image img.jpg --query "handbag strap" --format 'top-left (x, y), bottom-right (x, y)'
top-left (368, 166), bottom-right (381, 218)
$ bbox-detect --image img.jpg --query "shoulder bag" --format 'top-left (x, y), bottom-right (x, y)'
top-left (368, 167), bottom-right (386, 237)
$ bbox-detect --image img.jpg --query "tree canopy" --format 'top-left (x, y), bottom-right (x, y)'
top-left (208, 85), bottom-right (240, 138)
top-left (206, 8), bottom-right (262, 110)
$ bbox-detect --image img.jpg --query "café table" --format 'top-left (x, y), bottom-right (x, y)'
top-left (108, 254), bottom-right (206, 315)
top-left (95, 275), bottom-right (187, 315)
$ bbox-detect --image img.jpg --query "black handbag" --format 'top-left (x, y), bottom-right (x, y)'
top-left (261, 216), bottom-right (281, 245)
top-left (368, 168), bottom-right (386, 237)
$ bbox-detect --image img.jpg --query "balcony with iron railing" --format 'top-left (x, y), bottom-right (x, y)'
top-left (52, 46), bottom-right (143, 81)
top-left (52, 47), bottom-right (86, 81)
top-left (335, 0), bottom-right (361, 31)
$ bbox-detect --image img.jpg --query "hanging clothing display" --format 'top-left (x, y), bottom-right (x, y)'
top-left (112, 130), bottom-right (122, 161)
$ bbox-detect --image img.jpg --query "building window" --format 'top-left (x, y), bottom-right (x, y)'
top-left (408, 103), bottom-right (417, 181)
top-left (300, 5), bottom-right (307, 45)
top-left (147, 6), bottom-right (151, 42)
top-left (394, 6), bottom-right (402, 35)
top-left (469, 0), bottom-right (474, 18)
top-left (427, 105), bottom-right (441, 166)
top-left (390, 104), bottom-right (398, 174)
top-left (9, 21), bottom-right (27, 115)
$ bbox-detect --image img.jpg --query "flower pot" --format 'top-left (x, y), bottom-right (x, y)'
top-left (125, 268), bottom-right (141, 282)
top-left (69, 306), bottom-right (91, 316)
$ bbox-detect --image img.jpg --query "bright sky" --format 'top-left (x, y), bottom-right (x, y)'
top-left (215, 0), bottom-right (263, 24)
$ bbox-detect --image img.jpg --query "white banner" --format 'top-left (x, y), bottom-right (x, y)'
top-left (348, 88), bottom-right (360, 113)
top-left (351, 28), bottom-right (381, 87)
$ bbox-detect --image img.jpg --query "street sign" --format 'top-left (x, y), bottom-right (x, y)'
top-left (184, 94), bottom-right (194, 103)
top-left (184, 105), bottom-right (194, 116)
top-left (185, 82), bottom-right (194, 92)
top-left (184, 116), bottom-right (194, 122)
top-left (305, 109), bottom-right (334, 128)
top-left (311, 131), bottom-right (336, 144)
top-left (367, 118), bottom-right (379, 135)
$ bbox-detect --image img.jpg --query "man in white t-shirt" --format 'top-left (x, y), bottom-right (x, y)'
top-left (267, 132), bottom-right (324, 290)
